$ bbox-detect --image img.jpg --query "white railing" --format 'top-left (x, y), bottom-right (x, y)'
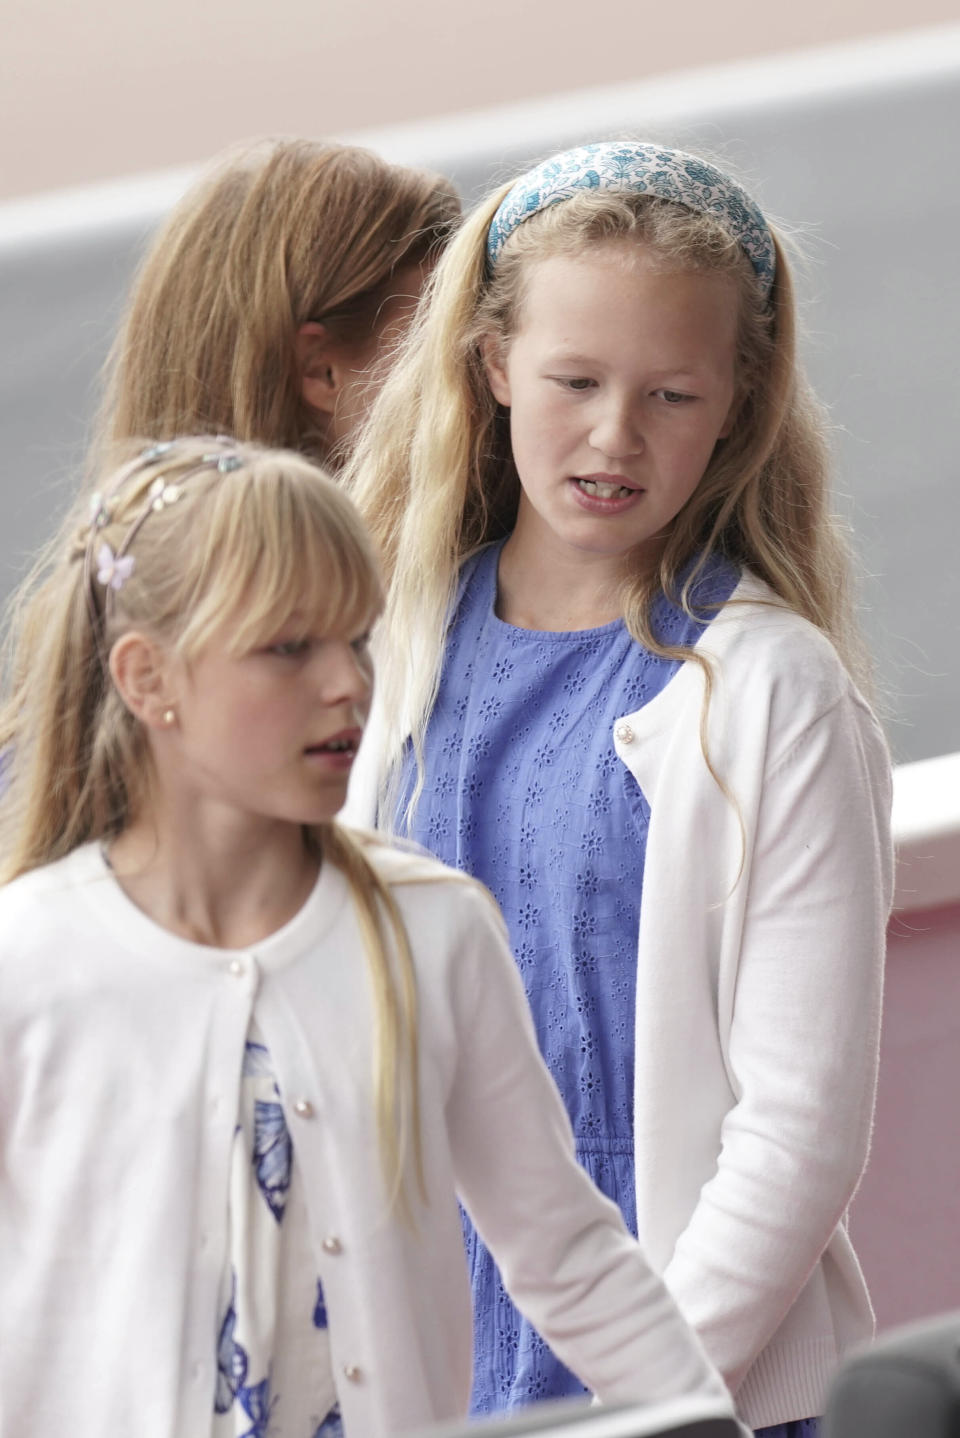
top-left (850, 757), bottom-right (960, 1332)
top-left (892, 752), bottom-right (960, 913)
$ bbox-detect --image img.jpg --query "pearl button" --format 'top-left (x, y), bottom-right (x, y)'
top-left (227, 958), bottom-right (245, 977)
top-left (322, 1235), bottom-right (342, 1254)
top-left (614, 722), bottom-right (635, 745)
top-left (343, 1364), bottom-right (362, 1382)
top-left (293, 1098), bottom-right (315, 1119)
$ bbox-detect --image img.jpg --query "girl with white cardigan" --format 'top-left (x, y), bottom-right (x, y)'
top-left (345, 143), bottom-right (895, 1435)
top-left (0, 437), bottom-right (736, 1438)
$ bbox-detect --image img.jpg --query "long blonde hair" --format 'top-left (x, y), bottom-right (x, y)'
top-left (93, 139), bottom-right (460, 469)
top-left (0, 438), bottom-right (426, 1211)
top-left (345, 160), bottom-right (866, 819)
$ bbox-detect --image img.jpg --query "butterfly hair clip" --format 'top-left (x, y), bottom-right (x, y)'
top-left (96, 542), bottom-right (136, 592)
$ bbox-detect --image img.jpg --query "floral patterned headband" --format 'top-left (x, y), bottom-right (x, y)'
top-left (82, 437), bottom-right (244, 647)
top-left (485, 142), bottom-right (776, 298)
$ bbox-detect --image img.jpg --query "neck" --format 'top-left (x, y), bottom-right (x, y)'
top-left (106, 794), bottom-right (319, 950)
top-left (497, 519), bottom-right (629, 632)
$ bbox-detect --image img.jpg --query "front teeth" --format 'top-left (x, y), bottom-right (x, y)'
top-left (577, 478), bottom-right (633, 499)
top-left (323, 739), bottom-right (353, 752)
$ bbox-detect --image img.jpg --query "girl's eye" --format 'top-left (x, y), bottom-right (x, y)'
top-left (268, 638), bottom-right (310, 659)
top-left (655, 389), bottom-right (694, 405)
top-left (553, 377), bottom-right (595, 392)
top-left (350, 633), bottom-right (371, 655)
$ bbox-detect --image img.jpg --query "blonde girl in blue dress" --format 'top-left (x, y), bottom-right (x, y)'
top-left (345, 143), bottom-right (894, 1436)
top-left (0, 437), bottom-right (735, 1437)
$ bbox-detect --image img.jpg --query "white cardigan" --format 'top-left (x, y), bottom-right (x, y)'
top-left (0, 841), bottom-right (735, 1438)
top-left (617, 573), bottom-right (893, 1426)
top-left (349, 570), bottom-right (894, 1429)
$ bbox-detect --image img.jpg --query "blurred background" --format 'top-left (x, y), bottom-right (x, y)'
top-left (3, 0), bottom-right (959, 199)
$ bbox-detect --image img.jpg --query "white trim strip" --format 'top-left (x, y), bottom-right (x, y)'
top-left (892, 752), bottom-right (960, 913)
top-left (3, 22), bottom-right (960, 250)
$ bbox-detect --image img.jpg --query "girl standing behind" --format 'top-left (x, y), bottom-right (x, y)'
top-left (0, 437), bottom-right (736, 1438)
top-left (346, 143), bottom-right (894, 1435)
top-left (93, 138), bottom-right (460, 470)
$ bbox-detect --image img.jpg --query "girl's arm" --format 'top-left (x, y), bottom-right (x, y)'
top-left (662, 692), bottom-right (893, 1390)
top-left (444, 883), bottom-right (738, 1419)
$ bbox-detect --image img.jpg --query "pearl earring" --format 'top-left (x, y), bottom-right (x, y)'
top-left (162, 708), bottom-right (176, 727)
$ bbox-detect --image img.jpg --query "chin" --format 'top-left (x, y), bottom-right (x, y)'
top-left (567, 532), bottom-right (645, 560)
top-left (257, 802), bottom-right (344, 831)
top-left (300, 798), bottom-right (351, 827)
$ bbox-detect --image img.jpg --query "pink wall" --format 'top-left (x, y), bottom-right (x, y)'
top-left (850, 903), bottom-right (960, 1329)
top-left (5, 8), bottom-right (960, 199)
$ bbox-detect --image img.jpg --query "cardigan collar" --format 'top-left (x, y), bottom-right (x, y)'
top-left (59, 841), bottom-right (349, 974)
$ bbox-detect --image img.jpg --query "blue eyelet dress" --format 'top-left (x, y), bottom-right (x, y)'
top-left (398, 543), bottom-right (814, 1437)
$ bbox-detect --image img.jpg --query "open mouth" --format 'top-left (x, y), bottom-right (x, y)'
top-left (575, 477), bottom-right (637, 499)
top-left (305, 732), bottom-right (360, 757)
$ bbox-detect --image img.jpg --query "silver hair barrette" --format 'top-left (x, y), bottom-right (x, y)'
top-left (82, 437), bottom-right (245, 653)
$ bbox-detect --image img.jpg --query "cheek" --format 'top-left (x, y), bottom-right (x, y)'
top-left (508, 410), bottom-right (549, 480)
top-left (509, 384), bottom-right (567, 448)
top-left (200, 682), bottom-right (286, 741)
top-left (510, 408), bottom-right (575, 497)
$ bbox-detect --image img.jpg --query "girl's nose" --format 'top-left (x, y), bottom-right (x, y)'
top-left (589, 395), bottom-right (644, 459)
top-left (316, 640), bottom-right (374, 706)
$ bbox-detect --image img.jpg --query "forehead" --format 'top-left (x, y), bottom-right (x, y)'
top-left (218, 592), bottom-right (379, 656)
top-left (214, 552), bottom-right (381, 654)
top-left (513, 244), bottom-right (740, 368)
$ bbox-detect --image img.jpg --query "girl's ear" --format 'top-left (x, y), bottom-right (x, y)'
top-left (109, 631), bottom-right (178, 730)
top-left (296, 321), bottom-right (349, 417)
top-left (479, 334), bottom-right (512, 408)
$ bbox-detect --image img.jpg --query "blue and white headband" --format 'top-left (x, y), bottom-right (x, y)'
top-left (486, 142), bottom-right (776, 298)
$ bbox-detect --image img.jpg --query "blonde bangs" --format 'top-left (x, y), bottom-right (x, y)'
top-left (173, 452), bottom-right (383, 658)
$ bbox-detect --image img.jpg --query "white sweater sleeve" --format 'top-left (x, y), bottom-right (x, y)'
top-left (662, 694), bottom-right (893, 1388)
top-left (444, 884), bottom-right (738, 1417)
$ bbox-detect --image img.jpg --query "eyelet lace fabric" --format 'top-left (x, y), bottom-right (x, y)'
top-left (756, 1423), bottom-right (820, 1437)
top-left (399, 541), bottom-right (739, 1415)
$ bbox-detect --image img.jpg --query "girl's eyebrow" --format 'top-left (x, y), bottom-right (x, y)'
top-left (545, 351), bottom-right (710, 379)
top-left (543, 350), bottom-right (602, 366)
